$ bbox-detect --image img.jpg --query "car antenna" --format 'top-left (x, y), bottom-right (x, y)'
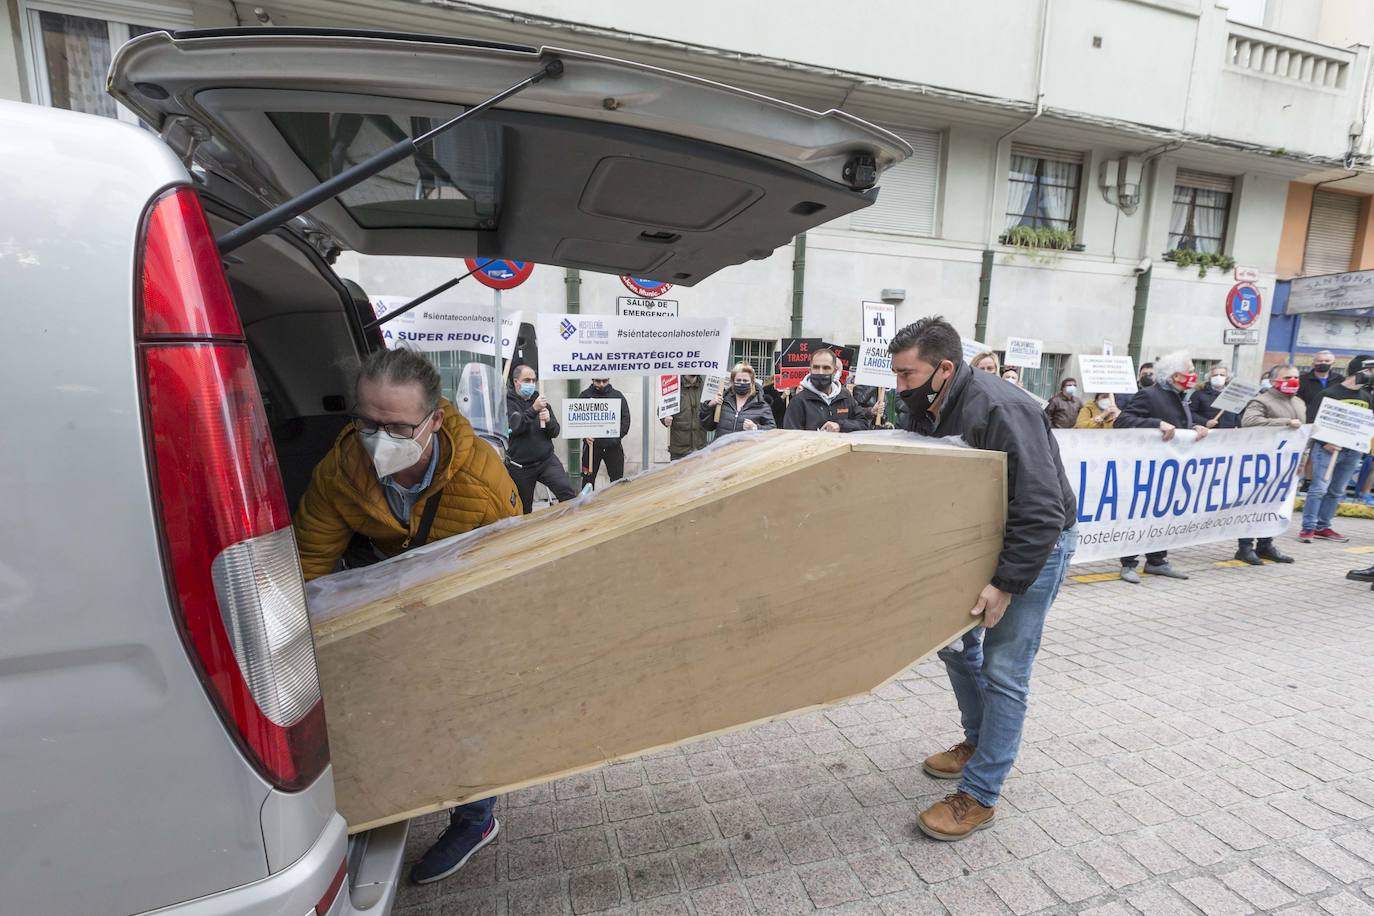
top-left (215, 57), bottom-right (564, 255)
top-left (363, 267), bottom-right (481, 331)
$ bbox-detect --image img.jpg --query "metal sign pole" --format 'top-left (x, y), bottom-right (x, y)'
top-left (493, 288), bottom-right (502, 371)
top-left (1230, 342), bottom-right (1239, 376)
top-left (642, 376), bottom-right (651, 474)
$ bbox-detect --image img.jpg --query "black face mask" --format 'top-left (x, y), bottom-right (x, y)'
top-left (809, 372), bottom-right (833, 391)
top-left (732, 381), bottom-right (751, 395)
top-left (1139, 375), bottom-right (1155, 388)
top-left (899, 362), bottom-right (948, 412)
top-left (1314, 365), bottom-right (1331, 375)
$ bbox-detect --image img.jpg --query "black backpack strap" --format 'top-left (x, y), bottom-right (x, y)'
top-left (406, 493), bottom-right (443, 551)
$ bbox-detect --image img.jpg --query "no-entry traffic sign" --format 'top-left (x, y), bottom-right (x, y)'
top-left (1225, 282), bottom-right (1262, 329)
top-left (465, 258), bottom-right (535, 290)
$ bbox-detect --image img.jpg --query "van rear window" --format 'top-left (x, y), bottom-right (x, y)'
top-left (268, 112), bottom-right (502, 231)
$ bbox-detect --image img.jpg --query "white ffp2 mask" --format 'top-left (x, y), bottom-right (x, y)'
top-left (361, 418), bottom-right (432, 478)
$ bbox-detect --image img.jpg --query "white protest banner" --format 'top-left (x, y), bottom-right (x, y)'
top-left (617, 297), bottom-right (680, 318)
top-left (372, 298), bottom-right (521, 358)
top-left (536, 313), bottom-right (732, 378)
top-left (657, 375), bottom-right (681, 419)
top-left (856, 300), bottom-right (897, 387)
top-left (962, 339), bottom-right (991, 363)
top-left (1004, 337), bottom-right (1043, 369)
top-left (1056, 426), bottom-right (1309, 564)
top-left (561, 399), bottom-right (622, 439)
top-left (1312, 398), bottom-right (1374, 453)
top-left (1207, 379), bottom-right (1262, 415)
top-left (1077, 355), bottom-right (1137, 395)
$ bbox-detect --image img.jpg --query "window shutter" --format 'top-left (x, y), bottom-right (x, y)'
top-left (1175, 169), bottom-right (1234, 193)
top-left (850, 128), bottom-right (940, 235)
top-left (1302, 191), bottom-right (1360, 276)
top-left (1010, 143), bottom-right (1084, 165)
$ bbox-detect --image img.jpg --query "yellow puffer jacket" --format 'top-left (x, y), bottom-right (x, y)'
top-left (294, 399), bottom-right (522, 580)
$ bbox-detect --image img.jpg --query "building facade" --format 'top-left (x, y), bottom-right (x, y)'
top-left (5, 0), bottom-right (1371, 468)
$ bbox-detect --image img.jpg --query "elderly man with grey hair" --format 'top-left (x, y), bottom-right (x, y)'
top-left (1112, 350), bottom-right (1211, 583)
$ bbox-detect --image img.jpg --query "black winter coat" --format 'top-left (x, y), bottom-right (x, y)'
top-left (906, 361), bottom-right (1076, 594)
top-left (783, 383), bottom-right (869, 432)
top-left (1189, 384), bottom-right (1240, 429)
top-left (577, 384), bottom-right (632, 445)
top-left (505, 389), bottom-right (560, 466)
top-left (1298, 369), bottom-right (1344, 423)
top-left (700, 389), bottom-right (777, 438)
top-left (1114, 381), bottom-right (1193, 429)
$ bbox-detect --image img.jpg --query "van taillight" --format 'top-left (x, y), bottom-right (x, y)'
top-left (137, 187), bottom-right (328, 790)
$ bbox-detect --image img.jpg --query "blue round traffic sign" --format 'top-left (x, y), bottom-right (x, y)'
top-left (465, 258), bottom-right (535, 290)
top-left (1225, 282), bottom-right (1262, 329)
top-left (620, 276), bottom-right (673, 298)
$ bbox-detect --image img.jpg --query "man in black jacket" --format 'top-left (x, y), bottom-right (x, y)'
top-left (506, 364), bottom-right (576, 513)
top-left (577, 377), bottom-right (632, 488)
top-left (782, 348), bottom-right (869, 432)
top-left (1113, 350), bottom-right (1211, 582)
top-left (1298, 350), bottom-right (1342, 423)
top-left (1190, 364), bottom-right (1241, 430)
top-left (888, 316), bottom-right (1077, 843)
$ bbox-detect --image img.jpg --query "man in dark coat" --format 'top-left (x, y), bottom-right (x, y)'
top-left (505, 364), bottom-right (576, 513)
top-left (577, 377), bottom-right (632, 487)
top-left (1112, 350), bottom-right (1211, 582)
top-left (782, 348), bottom-right (869, 432)
top-left (1189, 365), bottom-right (1241, 430)
top-left (1298, 350), bottom-right (1342, 423)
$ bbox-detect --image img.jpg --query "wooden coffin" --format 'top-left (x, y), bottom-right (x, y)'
top-left (308, 431), bottom-right (1006, 832)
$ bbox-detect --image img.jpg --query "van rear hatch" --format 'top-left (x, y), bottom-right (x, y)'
top-left (108, 28), bottom-right (910, 283)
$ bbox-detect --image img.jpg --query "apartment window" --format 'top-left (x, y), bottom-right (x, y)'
top-left (849, 128), bottom-right (941, 236)
top-left (1302, 190), bottom-right (1361, 277)
top-left (18, 2), bottom-right (191, 123)
top-left (1005, 145), bottom-right (1083, 233)
top-left (1169, 170), bottom-right (1233, 255)
top-left (730, 339), bottom-right (776, 380)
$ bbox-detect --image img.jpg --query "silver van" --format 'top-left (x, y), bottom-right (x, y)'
top-left (0, 28), bottom-right (906, 915)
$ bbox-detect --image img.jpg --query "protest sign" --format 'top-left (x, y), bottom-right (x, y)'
top-left (1207, 379), bottom-right (1262, 415)
top-left (961, 338), bottom-right (991, 363)
top-left (821, 342), bottom-right (857, 385)
top-left (1077, 355), bottom-right (1137, 395)
top-left (536, 313), bottom-right (731, 378)
top-left (1312, 398), bottom-right (1374, 453)
top-left (657, 375), bottom-right (680, 419)
top-left (1056, 426), bottom-right (1310, 564)
top-left (776, 338), bottom-right (822, 388)
top-left (856, 301), bottom-right (897, 387)
top-left (1004, 337), bottom-right (1042, 369)
top-left (372, 298), bottom-right (521, 358)
top-left (616, 297), bottom-right (680, 318)
top-left (561, 399), bottom-right (622, 439)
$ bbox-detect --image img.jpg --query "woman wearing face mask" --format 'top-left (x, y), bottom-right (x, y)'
top-left (783, 348), bottom-right (870, 432)
top-left (505, 364), bottom-right (577, 514)
top-left (1075, 393), bottom-right (1121, 429)
top-left (700, 362), bottom-right (777, 439)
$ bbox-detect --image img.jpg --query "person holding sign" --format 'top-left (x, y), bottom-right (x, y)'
top-left (506, 364), bottom-right (576, 513)
top-left (1074, 393), bottom-right (1121, 429)
top-left (1298, 355), bottom-right (1374, 543)
top-left (1191, 365), bottom-right (1241, 430)
top-left (888, 317), bottom-right (1077, 843)
top-left (783, 348), bottom-right (869, 432)
top-left (1233, 366), bottom-right (1304, 565)
top-left (700, 363), bottom-right (776, 439)
top-left (577, 377), bottom-right (632, 487)
top-left (662, 375), bottom-right (709, 460)
top-left (1113, 351), bottom-right (1209, 583)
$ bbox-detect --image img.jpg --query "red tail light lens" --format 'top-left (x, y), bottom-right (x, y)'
top-left (137, 188), bottom-right (328, 790)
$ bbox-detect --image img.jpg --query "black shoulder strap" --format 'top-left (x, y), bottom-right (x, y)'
top-left (410, 493), bottom-right (443, 550)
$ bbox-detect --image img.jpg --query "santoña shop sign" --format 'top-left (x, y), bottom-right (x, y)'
top-left (1056, 427), bottom-right (1309, 563)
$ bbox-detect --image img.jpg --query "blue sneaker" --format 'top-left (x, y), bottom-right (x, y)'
top-left (409, 815), bottom-right (499, 885)
top-left (1362, 495), bottom-right (1374, 507)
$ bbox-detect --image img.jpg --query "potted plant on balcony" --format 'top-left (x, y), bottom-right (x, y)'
top-left (999, 226), bottom-right (1086, 263)
top-left (1163, 247), bottom-right (1235, 278)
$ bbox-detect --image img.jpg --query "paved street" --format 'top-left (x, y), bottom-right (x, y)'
top-left (395, 518), bottom-right (1374, 916)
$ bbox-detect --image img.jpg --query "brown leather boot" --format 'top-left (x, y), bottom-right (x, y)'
top-left (922, 741), bottom-right (975, 779)
top-left (918, 792), bottom-right (995, 841)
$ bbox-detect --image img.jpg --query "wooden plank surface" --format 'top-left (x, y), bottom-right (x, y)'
top-left (310, 432), bottom-right (1006, 832)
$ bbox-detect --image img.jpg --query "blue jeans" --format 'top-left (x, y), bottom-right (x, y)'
top-left (1303, 445), bottom-right (1362, 531)
top-left (449, 798), bottom-right (494, 827)
top-left (936, 527), bottom-right (1076, 808)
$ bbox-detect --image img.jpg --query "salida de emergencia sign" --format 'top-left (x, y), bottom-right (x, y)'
top-left (560, 399), bottom-right (623, 439)
top-left (536, 313), bottom-right (732, 378)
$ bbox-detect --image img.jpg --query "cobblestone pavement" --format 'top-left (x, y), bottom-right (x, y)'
top-left (395, 518), bottom-right (1374, 916)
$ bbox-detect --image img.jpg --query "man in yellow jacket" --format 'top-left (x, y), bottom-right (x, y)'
top-left (294, 346), bottom-right (520, 885)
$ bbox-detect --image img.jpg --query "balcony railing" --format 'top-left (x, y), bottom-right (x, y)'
top-left (1226, 24), bottom-right (1356, 90)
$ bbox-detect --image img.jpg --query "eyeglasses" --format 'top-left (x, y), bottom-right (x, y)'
top-left (349, 413), bottom-right (430, 440)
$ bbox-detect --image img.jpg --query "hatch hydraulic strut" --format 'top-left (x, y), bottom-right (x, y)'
top-left (215, 57), bottom-right (564, 255)
top-left (363, 270), bottom-right (477, 331)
